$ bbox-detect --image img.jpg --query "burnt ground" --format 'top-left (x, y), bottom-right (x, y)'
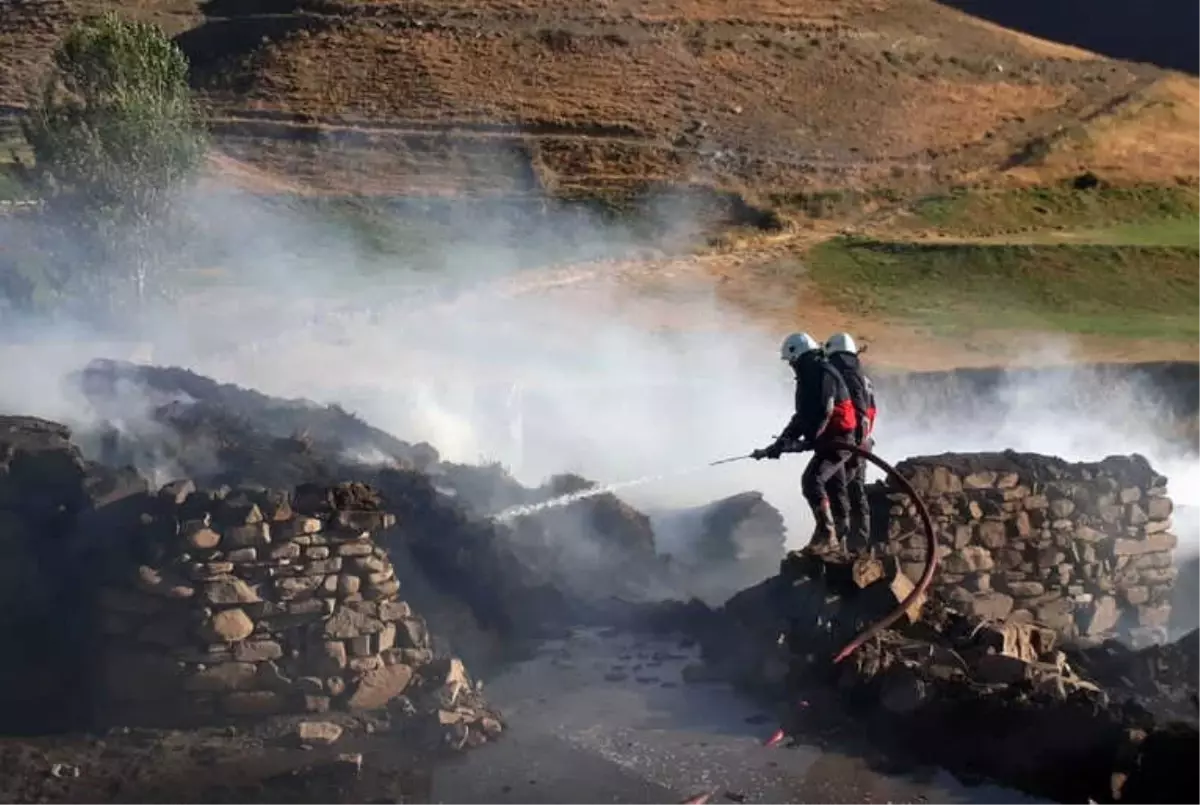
top-left (0, 361), bottom-right (1195, 804)
top-left (0, 630), bottom-right (1054, 805)
top-left (0, 717), bottom-right (432, 804)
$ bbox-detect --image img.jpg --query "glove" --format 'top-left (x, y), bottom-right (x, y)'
top-left (752, 442), bottom-right (784, 460)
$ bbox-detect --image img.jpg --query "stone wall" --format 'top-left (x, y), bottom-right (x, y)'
top-left (873, 451), bottom-right (1179, 647)
top-left (96, 479), bottom-right (498, 739)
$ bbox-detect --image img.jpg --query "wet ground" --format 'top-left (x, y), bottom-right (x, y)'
top-left (0, 627), bottom-right (1057, 805)
top-left (429, 628), bottom-right (1050, 804)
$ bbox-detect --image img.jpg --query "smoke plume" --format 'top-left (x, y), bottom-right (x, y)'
top-left (0, 163), bottom-right (1196, 567)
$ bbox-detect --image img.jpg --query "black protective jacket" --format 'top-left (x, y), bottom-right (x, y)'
top-left (827, 352), bottom-right (877, 441)
top-left (778, 352), bottom-right (857, 444)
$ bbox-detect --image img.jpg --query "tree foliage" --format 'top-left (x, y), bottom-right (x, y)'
top-left (19, 12), bottom-right (208, 305)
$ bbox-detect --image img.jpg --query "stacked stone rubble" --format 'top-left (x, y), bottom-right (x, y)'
top-left (873, 452), bottom-right (1179, 646)
top-left (705, 545), bottom-right (1198, 805)
top-left (96, 479), bottom-right (500, 741)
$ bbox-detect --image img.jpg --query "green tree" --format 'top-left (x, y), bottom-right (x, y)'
top-left (20, 11), bottom-right (207, 307)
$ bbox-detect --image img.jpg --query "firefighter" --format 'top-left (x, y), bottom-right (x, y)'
top-left (752, 332), bottom-right (857, 551)
top-left (824, 332), bottom-right (877, 549)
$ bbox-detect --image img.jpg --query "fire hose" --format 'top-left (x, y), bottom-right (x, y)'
top-left (712, 439), bottom-right (937, 665)
top-left (818, 439), bottom-right (937, 664)
top-left (712, 438), bottom-right (937, 755)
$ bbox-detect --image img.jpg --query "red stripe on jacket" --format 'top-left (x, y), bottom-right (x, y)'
top-left (829, 399), bottom-right (857, 436)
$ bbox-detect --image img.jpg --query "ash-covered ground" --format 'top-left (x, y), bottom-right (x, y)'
top-left (0, 631), bottom-right (1048, 805)
top-left (0, 358), bottom-right (1195, 805)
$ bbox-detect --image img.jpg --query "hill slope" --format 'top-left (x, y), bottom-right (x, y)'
top-left (2, 0), bottom-right (1196, 197)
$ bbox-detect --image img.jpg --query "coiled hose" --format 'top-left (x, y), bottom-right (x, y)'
top-left (805, 439), bottom-right (937, 665)
top-left (757, 439), bottom-right (937, 750)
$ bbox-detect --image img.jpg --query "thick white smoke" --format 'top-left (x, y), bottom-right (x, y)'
top-left (0, 173), bottom-right (1196, 562)
top-left (887, 353), bottom-right (1199, 554)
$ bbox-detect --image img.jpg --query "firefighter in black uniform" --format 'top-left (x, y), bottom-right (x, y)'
top-left (824, 332), bottom-right (876, 549)
top-left (752, 332), bottom-right (857, 551)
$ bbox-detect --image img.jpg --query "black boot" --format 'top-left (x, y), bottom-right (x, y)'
top-left (843, 508), bottom-right (868, 552)
top-left (805, 501), bottom-right (839, 553)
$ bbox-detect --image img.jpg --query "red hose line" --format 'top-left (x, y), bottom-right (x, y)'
top-left (801, 440), bottom-right (937, 665)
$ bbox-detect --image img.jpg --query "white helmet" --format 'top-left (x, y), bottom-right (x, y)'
top-left (780, 332), bottom-right (821, 362)
top-left (825, 332), bottom-right (858, 355)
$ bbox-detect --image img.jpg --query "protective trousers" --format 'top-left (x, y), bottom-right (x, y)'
top-left (801, 443), bottom-right (851, 538)
top-left (845, 435), bottom-right (874, 549)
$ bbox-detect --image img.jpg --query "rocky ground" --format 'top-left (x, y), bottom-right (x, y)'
top-left (703, 546), bottom-right (1199, 804)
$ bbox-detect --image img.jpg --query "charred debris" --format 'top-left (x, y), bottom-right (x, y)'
top-left (0, 358), bottom-right (1192, 804)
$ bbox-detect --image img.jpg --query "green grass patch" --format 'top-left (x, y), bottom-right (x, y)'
top-left (807, 237), bottom-right (1200, 341)
top-left (906, 183), bottom-right (1199, 240)
top-left (1034, 218), bottom-right (1200, 248)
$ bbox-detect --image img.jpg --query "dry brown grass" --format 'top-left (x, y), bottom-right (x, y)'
top-left (0, 0), bottom-right (73, 107)
top-left (1010, 75), bottom-right (1200, 185)
top-left (179, 3), bottom-right (1164, 195)
top-left (327, 0), bottom-right (880, 25)
top-left (4, 0), bottom-right (1190, 196)
top-left (933, 8), bottom-right (1101, 61)
top-left (874, 76), bottom-right (1068, 157)
top-left (201, 152), bottom-right (313, 195)
top-left (2, 0), bottom-right (1191, 195)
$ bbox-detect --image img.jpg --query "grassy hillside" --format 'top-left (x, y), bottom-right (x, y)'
top-left (807, 237), bottom-right (1198, 340)
top-left (900, 183), bottom-right (1199, 240)
top-left (796, 180), bottom-right (1200, 344)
